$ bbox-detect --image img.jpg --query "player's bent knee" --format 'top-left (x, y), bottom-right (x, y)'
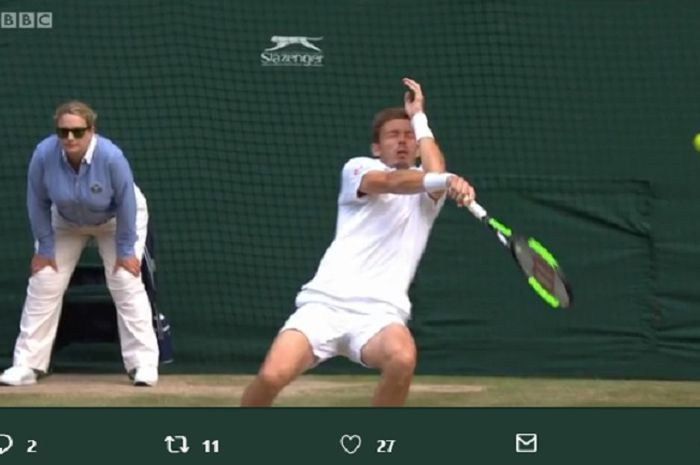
top-left (384, 346), bottom-right (417, 375)
top-left (257, 366), bottom-right (296, 391)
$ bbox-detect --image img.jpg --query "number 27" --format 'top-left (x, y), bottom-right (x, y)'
top-left (376, 439), bottom-right (396, 453)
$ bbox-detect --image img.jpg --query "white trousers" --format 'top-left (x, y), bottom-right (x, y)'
top-left (12, 186), bottom-right (159, 373)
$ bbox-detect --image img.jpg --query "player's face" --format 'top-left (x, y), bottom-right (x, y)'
top-left (372, 118), bottom-right (418, 169)
top-left (56, 113), bottom-right (94, 159)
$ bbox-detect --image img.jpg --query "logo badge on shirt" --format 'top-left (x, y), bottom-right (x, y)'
top-left (90, 182), bottom-right (103, 194)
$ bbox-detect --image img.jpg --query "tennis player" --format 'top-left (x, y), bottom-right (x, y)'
top-left (241, 78), bottom-right (476, 406)
top-left (0, 101), bottom-right (159, 387)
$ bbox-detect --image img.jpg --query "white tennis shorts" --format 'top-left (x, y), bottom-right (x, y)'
top-left (280, 303), bottom-right (407, 366)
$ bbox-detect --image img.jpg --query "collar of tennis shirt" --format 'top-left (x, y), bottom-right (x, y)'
top-left (61, 133), bottom-right (98, 165)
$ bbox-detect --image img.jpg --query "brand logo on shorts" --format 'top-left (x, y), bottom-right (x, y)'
top-left (90, 183), bottom-right (103, 194)
top-left (260, 35), bottom-right (324, 67)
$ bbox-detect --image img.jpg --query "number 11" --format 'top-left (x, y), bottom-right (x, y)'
top-left (203, 440), bottom-right (220, 453)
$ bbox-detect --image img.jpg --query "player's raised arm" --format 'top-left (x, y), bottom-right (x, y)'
top-left (358, 78), bottom-right (475, 205)
top-left (401, 77), bottom-right (445, 174)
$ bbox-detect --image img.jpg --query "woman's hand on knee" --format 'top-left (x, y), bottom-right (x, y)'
top-left (30, 254), bottom-right (57, 275)
top-left (114, 256), bottom-right (141, 277)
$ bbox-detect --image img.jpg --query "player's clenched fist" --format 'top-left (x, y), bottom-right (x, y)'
top-left (447, 175), bottom-right (476, 206)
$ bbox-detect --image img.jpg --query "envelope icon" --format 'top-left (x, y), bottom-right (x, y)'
top-left (515, 433), bottom-right (537, 453)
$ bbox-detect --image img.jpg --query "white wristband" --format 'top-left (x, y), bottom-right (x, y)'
top-left (423, 172), bottom-right (453, 193)
top-left (411, 112), bottom-right (434, 140)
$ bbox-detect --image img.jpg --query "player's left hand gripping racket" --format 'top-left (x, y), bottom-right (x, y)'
top-left (466, 201), bottom-right (573, 308)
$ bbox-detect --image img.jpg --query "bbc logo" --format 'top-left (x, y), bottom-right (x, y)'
top-left (1, 12), bottom-right (53, 29)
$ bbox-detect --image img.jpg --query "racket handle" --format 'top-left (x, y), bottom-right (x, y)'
top-left (466, 201), bottom-right (488, 220)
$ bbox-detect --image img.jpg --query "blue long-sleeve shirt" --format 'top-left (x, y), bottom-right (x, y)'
top-left (27, 134), bottom-right (138, 258)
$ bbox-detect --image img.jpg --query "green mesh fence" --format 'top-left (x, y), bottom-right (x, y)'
top-left (1, 0), bottom-right (700, 378)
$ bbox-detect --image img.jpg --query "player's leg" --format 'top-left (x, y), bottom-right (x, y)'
top-left (240, 329), bottom-right (315, 406)
top-left (1, 216), bottom-right (88, 385)
top-left (96, 188), bottom-right (158, 385)
top-left (359, 323), bottom-right (417, 406)
top-left (242, 302), bottom-right (344, 406)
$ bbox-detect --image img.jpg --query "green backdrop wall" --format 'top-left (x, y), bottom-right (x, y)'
top-left (1, 0), bottom-right (699, 378)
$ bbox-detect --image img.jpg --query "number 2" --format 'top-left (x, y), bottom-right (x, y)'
top-left (27, 440), bottom-right (38, 453)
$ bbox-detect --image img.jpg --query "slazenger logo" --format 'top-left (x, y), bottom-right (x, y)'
top-left (260, 35), bottom-right (324, 67)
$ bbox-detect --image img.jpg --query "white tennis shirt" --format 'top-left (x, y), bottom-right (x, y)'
top-left (296, 156), bottom-right (445, 318)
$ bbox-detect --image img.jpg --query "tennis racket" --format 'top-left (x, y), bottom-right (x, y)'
top-left (466, 201), bottom-right (573, 308)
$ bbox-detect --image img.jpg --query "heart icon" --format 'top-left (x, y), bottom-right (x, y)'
top-left (339, 434), bottom-right (362, 455)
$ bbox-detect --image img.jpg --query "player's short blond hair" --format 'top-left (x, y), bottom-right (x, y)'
top-left (53, 101), bottom-right (98, 128)
top-left (371, 107), bottom-right (409, 143)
